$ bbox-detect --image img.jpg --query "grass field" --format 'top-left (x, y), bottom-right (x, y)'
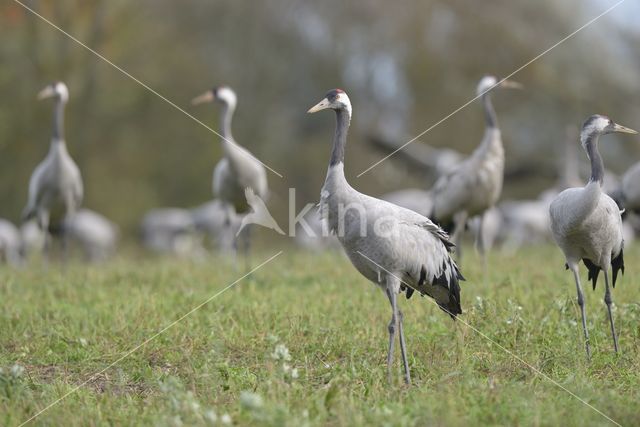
top-left (1, 245), bottom-right (639, 426)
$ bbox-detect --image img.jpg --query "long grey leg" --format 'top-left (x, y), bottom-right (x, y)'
top-left (397, 309), bottom-right (411, 384)
top-left (475, 213), bottom-right (488, 277)
top-left (451, 211), bottom-right (468, 261)
top-left (603, 268), bottom-right (619, 353)
top-left (242, 224), bottom-right (252, 271)
top-left (385, 286), bottom-right (397, 383)
top-left (570, 263), bottom-right (591, 358)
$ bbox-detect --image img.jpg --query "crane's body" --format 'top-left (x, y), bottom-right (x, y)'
top-left (23, 82), bottom-right (83, 252)
top-left (549, 115), bottom-right (637, 357)
top-left (213, 142), bottom-right (267, 213)
top-left (309, 89), bottom-right (463, 384)
top-left (431, 127), bottom-right (504, 223)
top-left (430, 76), bottom-right (520, 257)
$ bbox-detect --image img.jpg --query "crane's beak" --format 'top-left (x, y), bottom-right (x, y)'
top-left (499, 79), bottom-right (523, 90)
top-left (307, 97), bottom-right (330, 113)
top-left (612, 122), bottom-right (638, 135)
top-left (191, 90), bottom-right (215, 106)
top-left (37, 85), bottom-right (56, 100)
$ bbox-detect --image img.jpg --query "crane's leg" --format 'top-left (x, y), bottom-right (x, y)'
top-left (475, 213), bottom-right (488, 277)
top-left (225, 208), bottom-right (239, 269)
top-left (569, 263), bottom-right (591, 359)
top-left (397, 309), bottom-right (411, 384)
top-left (603, 268), bottom-right (620, 353)
top-left (451, 211), bottom-right (468, 261)
top-left (242, 224), bottom-right (253, 271)
top-left (384, 280), bottom-right (400, 383)
top-left (385, 286), bottom-right (397, 382)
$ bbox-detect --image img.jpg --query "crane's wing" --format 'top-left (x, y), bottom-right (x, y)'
top-left (398, 216), bottom-right (464, 318)
top-left (22, 160), bottom-right (49, 221)
top-left (430, 164), bottom-right (473, 221)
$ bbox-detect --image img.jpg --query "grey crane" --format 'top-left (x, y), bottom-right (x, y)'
top-left (549, 115), bottom-right (637, 357)
top-left (0, 219), bottom-right (23, 266)
top-left (308, 89), bottom-right (464, 384)
top-left (190, 199), bottom-right (241, 253)
top-left (63, 209), bottom-right (118, 262)
top-left (141, 208), bottom-right (205, 258)
top-left (430, 76), bottom-right (520, 258)
top-left (22, 82), bottom-right (83, 255)
top-left (192, 86), bottom-right (268, 263)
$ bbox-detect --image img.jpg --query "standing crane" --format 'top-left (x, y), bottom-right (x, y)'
top-left (192, 86), bottom-right (268, 264)
top-left (549, 115), bottom-right (637, 357)
top-left (430, 75), bottom-right (521, 259)
top-left (308, 89), bottom-right (464, 384)
top-left (22, 82), bottom-right (83, 256)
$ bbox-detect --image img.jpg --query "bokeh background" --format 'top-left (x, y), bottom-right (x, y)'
top-left (1, 0), bottom-right (639, 236)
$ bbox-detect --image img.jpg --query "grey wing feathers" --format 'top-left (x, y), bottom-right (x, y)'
top-left (405, 219), bottom-right (464, 318)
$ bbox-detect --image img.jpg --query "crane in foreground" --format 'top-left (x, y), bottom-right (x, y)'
top-left (308, 89), bottom-right (464, 384)
top-left (549, 115), bottom-right (637, 357)
top-left (430, 75), bottom-right (520, 260)
top-left (192, 86), bottom-right (268, 266)
top-left (22, 82), bottom-right (83, 257)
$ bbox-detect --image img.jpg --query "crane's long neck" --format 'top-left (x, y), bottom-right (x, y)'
top-left (52, 99), bottom-right (65, 141)
top-left (583, 132), bottom-right (604, 186)
top-left (220, 103), bottom-right (235, 143)
top-left (481, 91), bottom-right (497, 129)
top-left (322, 107), bottom-right (353, 230)
top-left (329, 108), bottom-right (350, 167)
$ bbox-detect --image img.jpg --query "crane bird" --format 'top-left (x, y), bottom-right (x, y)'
top-left (63, 209), bottom-right (118, 262)
top-left (190, 199), bottom-right (241, 252)
top-left (308, 89), bottom-right (464, 384)
top-left (22, 82), bottom-right (83, 256)
top-left (141, 208), bottom-right (205, 258)
top-left (430, 75), bottom-right (521, 259)
top-left (0, 219), bottom-right (23, 266)
top-left (192, 86), bottom-right (268, 265)
top-left (549, 115), bottom-right (637, 357)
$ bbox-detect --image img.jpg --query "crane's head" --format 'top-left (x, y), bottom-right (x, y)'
top-left (191, 85), bottom-right (237, 110)
top-left (581, 115), bottom-right (637, 144)
top-left (476, 75), bottom-right (522, 96)
top-left (307, 89), bottom-right (352, 117)
top-left (37, 81), bottom-right (69, 103)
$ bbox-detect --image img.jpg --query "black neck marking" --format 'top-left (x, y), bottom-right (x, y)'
top-left (330, 108), bottom-right (350, 166)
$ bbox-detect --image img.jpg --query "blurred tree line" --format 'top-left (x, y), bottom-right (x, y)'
top-left (0, 0), bottom-right (639, 235)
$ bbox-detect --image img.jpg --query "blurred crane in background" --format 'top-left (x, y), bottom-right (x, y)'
top-left (190, 199), bottom-right (240, 252)
top-left (0, 219), bottom-right (23, 266)
top-left (192, 86), bottom-right (268, 267)
top-left (21, 82), bottom-right (83, 259)
top-left (140, 208), bottom-right (205, 258)
top-left (549, 115), bottom-right (637, 357)
top-left (430, 75), bottom-right (521, 262)
top-left (63, 209), bottom-right (118, 262)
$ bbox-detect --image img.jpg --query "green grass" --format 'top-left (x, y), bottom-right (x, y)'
top-left (1, 245), bottom-right (639, 426)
